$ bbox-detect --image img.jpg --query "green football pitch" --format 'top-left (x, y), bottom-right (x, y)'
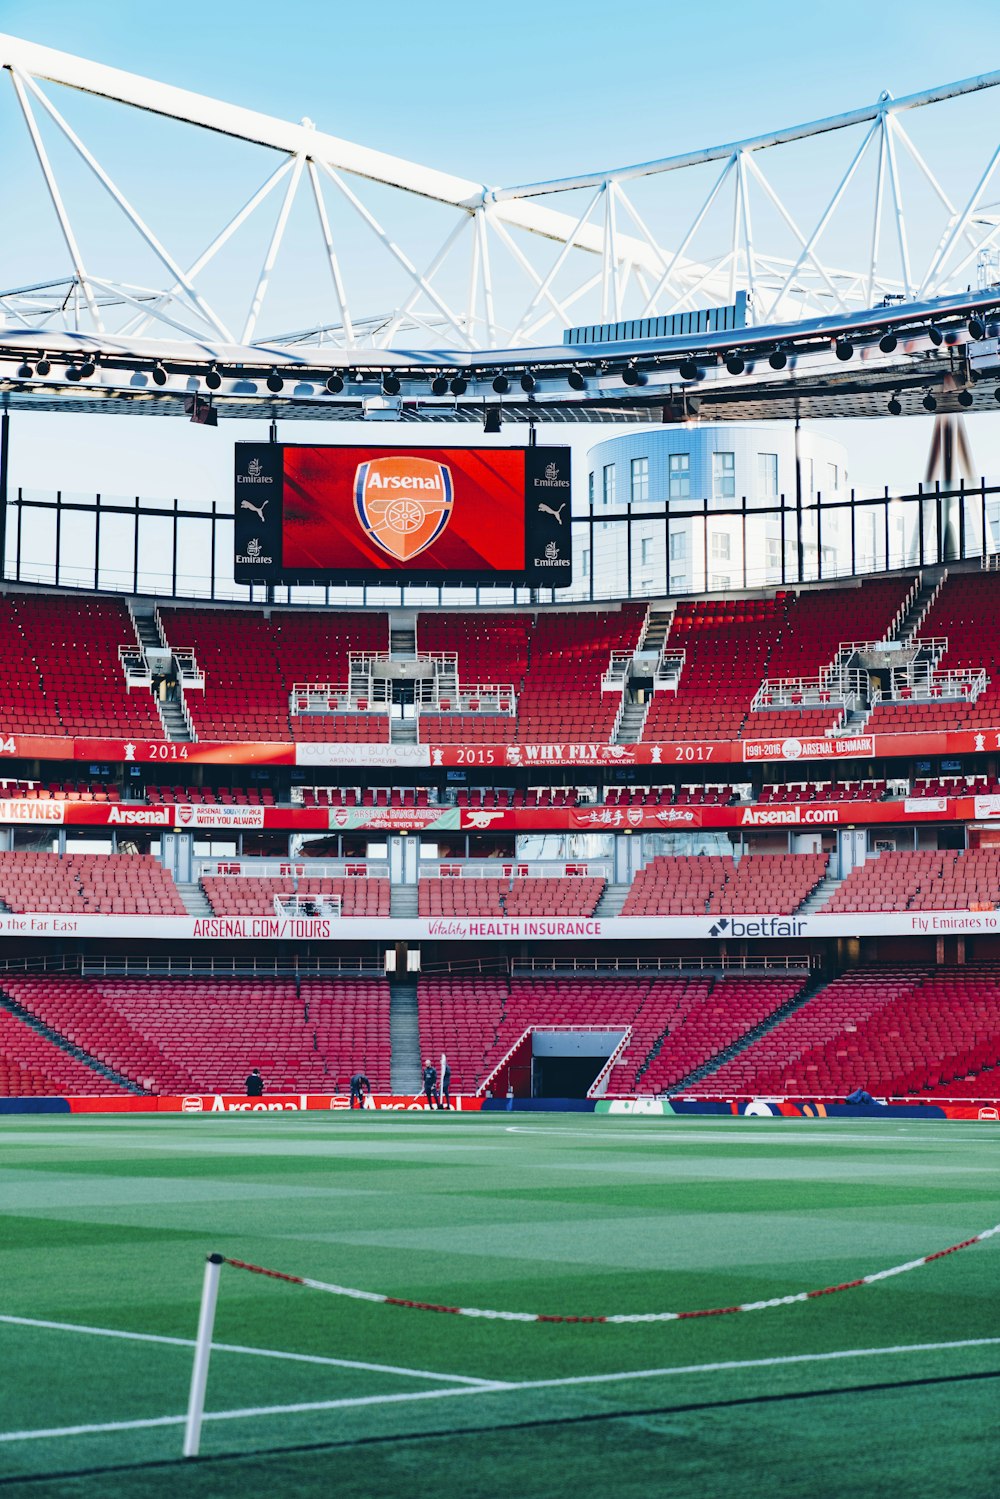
top-left (1, 1113), bottom-right (997, 1498)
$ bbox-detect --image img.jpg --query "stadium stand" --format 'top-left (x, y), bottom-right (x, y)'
top-left (0, 1008), bottom-right (125, 1095)
top-left (0, 975), bottom-right (392, 1094)
top-left (642, 596), bottom-right (786, 741)
top-left (608, 975), bottom-right (804, 1094)
top-left (0, 595), bottom-right (164, 739)
top-left (823, 849), bottom-right (1000, 912)
top-left (158, 607), bottom-right (388, 740)
top-left (621, 853), bottom-right (827, 916)
top-left (515, 606), bottom-right (647, 742)
top-left (201, 876), bottom-right (390, 918)
top-left (695, 967), bottom-right (1000, 1099)
top-left (418, 713), bottom-right (516, 744)
top-left (865, 572), bottom-right (1000, 733)
top-left (757, 779), bottom-right (887, 803)
top-left (418, 877), bottom-right (604, 918)
top-left (0, 853), bottom-right (186, 915)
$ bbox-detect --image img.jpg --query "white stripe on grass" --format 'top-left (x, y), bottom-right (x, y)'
top-left (1, 1336), bottom-right (998, 1444)
top-left (0, 1314), bottom-right (503, 1386)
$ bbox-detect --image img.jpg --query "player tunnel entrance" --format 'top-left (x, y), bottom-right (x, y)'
top-left (493, 1028), bottom-right (626, 1100)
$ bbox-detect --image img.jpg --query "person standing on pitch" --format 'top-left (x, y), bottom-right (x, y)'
top-left (422, 1058), bottom-right (440, 1109)
top-left (441, 1060), bottom-right (452, 1110)
top-left (349, 1072), bottom-right (371, 1109)
top-left (245, 1068), bottom-right (264, 1097)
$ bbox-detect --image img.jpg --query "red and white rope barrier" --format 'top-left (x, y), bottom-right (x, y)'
top-left (183, 1223), bottom-right (998, 1457)
top-left (219, 1220), bottom-right (1000, 1327)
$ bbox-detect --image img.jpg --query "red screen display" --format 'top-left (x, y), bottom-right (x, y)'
top-left (282, 446), bottom-right (526, 573)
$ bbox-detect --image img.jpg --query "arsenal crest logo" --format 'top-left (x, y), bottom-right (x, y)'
top-left (354, 456), bottom-right (454, 563)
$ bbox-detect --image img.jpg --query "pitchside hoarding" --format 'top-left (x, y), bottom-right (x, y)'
top-left (234, 442), bottom-right (573, 586)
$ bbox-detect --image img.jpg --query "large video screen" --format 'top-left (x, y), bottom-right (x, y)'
top-left (233, 443), bottom-right (573, 586)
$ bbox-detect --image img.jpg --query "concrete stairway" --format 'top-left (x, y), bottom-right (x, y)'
top-left (615, 697), bottom-right (649, 744)
top-left (177, 882), bottom-right (213, 917)
top-left (797, 868), bottom-right (846, 913)
top-left (389, 978), bottom-right (422, 1092)
top-left (157, 698), bottom-right (194, 742)
top-left (595, 882), bottom-right (631, 917)
top-left (390, 718), bottom-right (418, 744)
top-left (893, 569), bottom-right (945, 644)
top-left (642, 612), bottom-right (672, 653)
top-left (390, 885), bottom-right (419, 917)
top-left (390, 627), bottom-right (417, 658)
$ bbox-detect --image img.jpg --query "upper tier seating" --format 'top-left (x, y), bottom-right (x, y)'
top-left (824, 849), bottom-right (1000, 913)
top-left (866, 573), bottom-right (1000, 734)
top-left (417, 612), bottom-right (531, 686)
top-left (515, 606), bottom-right (647, 742)
top-left (642, 579), bottom-right (911, 745)
top-left (643, 597), bottom-right (786, 742)
top-left (0, 596), bottom-right (164, 739)
top-left (0, 976), bottom-right (392, 1094)
top-left (159, 608), bottom-right (387, 741)
top-left (201, 876), bottom-right (390, 918)
top-left (418, 877), bottom-right (604, 918)
top-left (0, 852), bottom-right (186, 915)
top-left (696, 967), bottom-right (1000, 1099)
top-left (621, 853), bottom-right (826, 916)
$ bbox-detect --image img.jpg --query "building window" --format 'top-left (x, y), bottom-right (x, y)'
top-left (710, 574), bottom-right (731, 591)
top-left (766, 538), bottom-right (782, 569)
top-left (640, 537), bottom-right (652, 565)
top-left (827, 462), bottom-right (839, 492)
top-left (757, 452), bottom-right (778, 499)
top-left (711, 532), bottom-right (731, 561)
top-left (581, 549), bottom-right (590, 576)
top-left (602, 464), bottom-right (616, 505)
top-left (668, 453), bottom-right (690, 499)
top-left (713, 451), bottom-right (735, 499)
top-left (669, 531), bottom-right (687, 561)
top-left (588, 471), bottom-right (595, 507)
top-left (671, 573), bottom-right (687, 592)
top-left (630, 456), bottom-right (649, 503)
top-left (803, 457), bottom-right (814, 497)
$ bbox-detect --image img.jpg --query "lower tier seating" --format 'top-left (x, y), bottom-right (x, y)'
top-left (0, 1008), bottom-right (126, 1095)
top-left (695, 966), bottom-right (1000, 1099)
top-left (0, 977), bottom-right (392, 1094)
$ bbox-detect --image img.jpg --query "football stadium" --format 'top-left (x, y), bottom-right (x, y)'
top-left (1, 17), bottom-right (999, 1497)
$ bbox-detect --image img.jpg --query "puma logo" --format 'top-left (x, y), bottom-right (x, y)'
top-left (538, 501), bottom-right (565, 525)
top-left (241, 498), bottom-right (269, 522)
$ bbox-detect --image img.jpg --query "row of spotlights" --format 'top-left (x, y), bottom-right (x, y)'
top-left (8, 313), bottom-right (995, 396)
top-left (887, 388), bottom-right (995, 414)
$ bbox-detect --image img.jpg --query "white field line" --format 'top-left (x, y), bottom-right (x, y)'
top-left (0, 1314), bottom-right (503, 1386)
top-left (1, 1336), bottom-right (999, 1445)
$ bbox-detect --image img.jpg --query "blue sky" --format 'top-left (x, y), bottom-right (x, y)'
top-left (2, 0), bottom-right (1000, 506)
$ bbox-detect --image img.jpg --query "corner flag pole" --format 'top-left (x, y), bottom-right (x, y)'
top-left (440, 1051), bottom-right (446, 1108)
top-left (184, 1253), bottom-right (224, 1458)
